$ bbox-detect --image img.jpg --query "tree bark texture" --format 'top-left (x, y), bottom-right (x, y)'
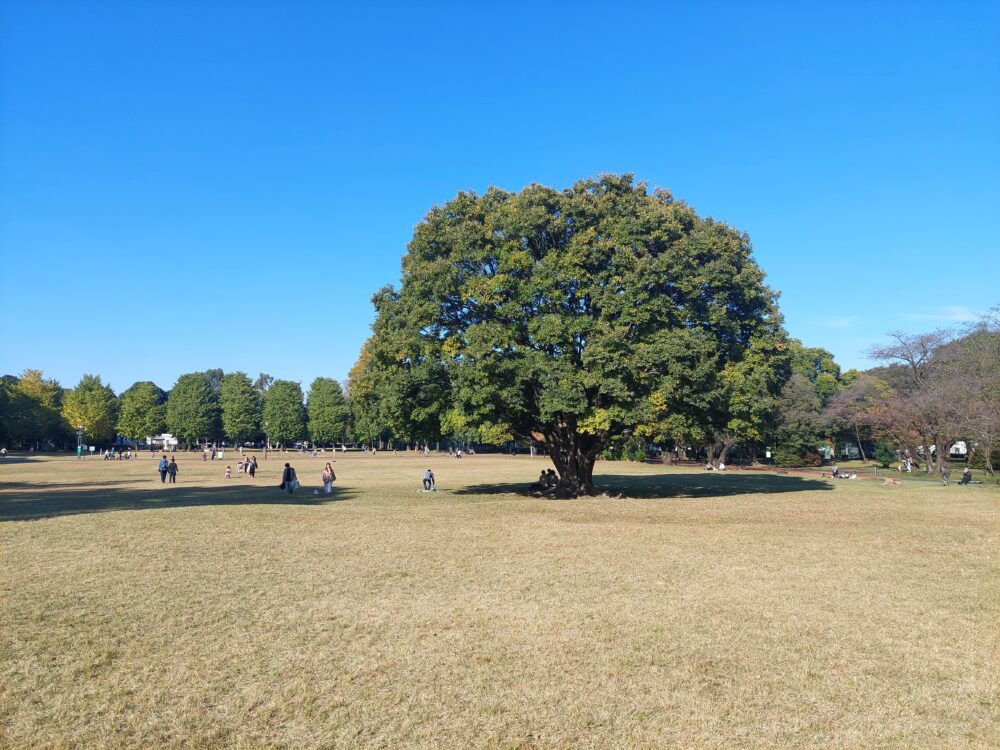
top-left (542, 425), bottom-right (602, 496)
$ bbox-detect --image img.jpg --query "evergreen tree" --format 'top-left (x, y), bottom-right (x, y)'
top-left (358, 175), bottom-right (787, 494)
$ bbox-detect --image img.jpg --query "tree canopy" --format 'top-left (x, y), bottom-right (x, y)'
top-left (263, 380), bottom-right (306, 446)
top-left (359, 174), bottom-right (789, 494)
top-left (220, 372), bottom-right (262, 445)
top-left (62, 374), bottom-right (119, 445)
top-left (2, 370), bottom-right (67, 448)
top-left (307, 377), bottom-right (349, 445)
top-left (166, 373), bottom-right (220, 446)
top-left (117, 381), bottom-right (167, 443)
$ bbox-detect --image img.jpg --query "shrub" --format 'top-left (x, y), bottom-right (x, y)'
top-left (873, 441), bottom-right (898, 469)
top-left (772, 445), bottom-right (821, 467)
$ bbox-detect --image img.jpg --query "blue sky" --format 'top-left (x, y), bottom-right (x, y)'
top-left (1, 1), bottom-right (998, 393)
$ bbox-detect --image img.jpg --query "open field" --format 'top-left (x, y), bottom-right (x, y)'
top-left (2, 453), bottom-right (997, 749)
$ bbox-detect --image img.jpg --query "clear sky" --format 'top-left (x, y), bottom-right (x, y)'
top-left (1, 1), bottom-right (998, 394)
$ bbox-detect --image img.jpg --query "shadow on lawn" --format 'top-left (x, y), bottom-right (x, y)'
top-left (455, 471), bottom-right (834, 499)
top-left (0, 482), bottom-right (358, 522)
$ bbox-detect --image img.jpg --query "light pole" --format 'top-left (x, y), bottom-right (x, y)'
top-left (76, 426), bottom-right (84, 459)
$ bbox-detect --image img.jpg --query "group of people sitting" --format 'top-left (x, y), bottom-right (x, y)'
top-left (831, 466), bottom-right (858, 480)
top-left (532, 469), bottom-right (559, 489)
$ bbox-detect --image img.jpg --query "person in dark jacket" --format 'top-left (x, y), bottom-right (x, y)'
top-left (167, 458), bottom-right (178, 484)
top-left (281, 463), bottom-right (297, 495)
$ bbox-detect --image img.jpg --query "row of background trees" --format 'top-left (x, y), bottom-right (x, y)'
top-left (0, 371), bottom-right (349, 451)
top-left (2, 315), bottom-right (996, 475)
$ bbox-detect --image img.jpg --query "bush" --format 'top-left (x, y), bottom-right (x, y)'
top-left (628, 447), bottom-right (648, 462)
top-left (600, 439), bottom-right (650, 462)
top-left (873, 441), bottom-right (898, 469)
top-left (772, 445), bottom-right (821, 467)
top-left (772, 446), bottom-right (802, 467)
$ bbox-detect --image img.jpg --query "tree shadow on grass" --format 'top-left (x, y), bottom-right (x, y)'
top-left (0, 482), bottom-right (359, 522)
top-left (0, 455), bottom-right (48, 465)
top-left (454, 472), bottom-right (834, 499)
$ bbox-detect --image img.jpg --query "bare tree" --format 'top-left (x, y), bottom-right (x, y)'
top-left (823, 373), bottom-right (892, 462)
top-left (868, 330), bottom-right (959, 476)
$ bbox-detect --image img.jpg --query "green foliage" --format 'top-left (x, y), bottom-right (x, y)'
top-left (117, 381), bottom-right (167, 442)
top-left (775, 373), bottom-right (825, 458)
top-left (873, 441), bottom-right (898, 469)
top-left (772, 444), bottom-right (821, 467)
top-left (3, 370), bottom-right (67, 447)
top-left (600, 437), bottom-right (649, 462)
top-left (347, 340), bottom-right (392, 445)
top-left (220, 372), bottom-right (262, 444)
top-left (263, 380), bottom-right (306, 445)
top-left (253, 373), bottom-right (273, 393)
top-left (62, 374), bottom-right (119, 445)
top-left (167, 373), bottom-right (221, 446)
top-left (0, 379), bottom-right (9, 445)
top-left (790, 341), bottom-right (841, 393)
top-left (307, 378), bottom-right (349, 445)
top-left (358, 175), bottom-right (787, 494)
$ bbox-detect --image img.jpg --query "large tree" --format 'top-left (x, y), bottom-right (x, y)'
top-left (361, 174), bottom-right (787, 494)
top-left (220, 372), bottom-right (262, 446)
top-left (3, 370), bottom-right (67, 448)
top-left (262, 380), bottom-right (306, 447)
top-left (167, 373), bottom-right (221, 447)
top-left (117, 381), bottom-right (167, 445)
top-left (307, 377), bottom-right (349, 446)
top-left (62, 374), bottom-right (119, 445)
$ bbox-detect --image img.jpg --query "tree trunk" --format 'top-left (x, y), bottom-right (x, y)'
top-left (544, 425), bottom-right (601, 496)
top-left (716, 438), bottom-right (735, 468)
top-left (922, 434), bottom-right (934, 475)
top-left (853, 423), bottom-right (867, 462)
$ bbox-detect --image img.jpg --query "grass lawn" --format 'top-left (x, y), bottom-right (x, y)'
top-left (1, 452), bottom-right (997, 749)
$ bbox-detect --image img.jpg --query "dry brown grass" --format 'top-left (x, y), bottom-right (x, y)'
top-left (1, 452), bottom-right (998, 748)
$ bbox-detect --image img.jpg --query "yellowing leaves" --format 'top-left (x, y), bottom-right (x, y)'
top-left (579, 408), bottom-right (611, 435)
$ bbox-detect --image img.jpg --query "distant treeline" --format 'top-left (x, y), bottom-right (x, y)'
top-left (0, 370), bottom-right (348, 451)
